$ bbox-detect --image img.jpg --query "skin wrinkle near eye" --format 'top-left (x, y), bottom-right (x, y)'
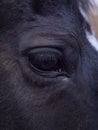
top-left (20, 34), bottom-right (64, 52)
top-left (19, 31), bottom-right (79, 53)
top-left (17, 15), bottom-right (80, 51)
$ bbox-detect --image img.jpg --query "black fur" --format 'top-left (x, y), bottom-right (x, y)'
top-left (0, 0), bottom-right (98, 130)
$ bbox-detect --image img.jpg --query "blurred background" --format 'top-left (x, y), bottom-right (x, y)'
top-left (90, 11), bottom-right (98, 38)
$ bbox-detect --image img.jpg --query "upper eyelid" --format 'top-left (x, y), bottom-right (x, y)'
top-left (19, 32), bottom-right (79, 53)
top-left (21, 45), bottom-right (64, 56)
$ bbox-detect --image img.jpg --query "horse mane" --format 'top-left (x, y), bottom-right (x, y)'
top-left (77, 0), bottom-right (98, 14)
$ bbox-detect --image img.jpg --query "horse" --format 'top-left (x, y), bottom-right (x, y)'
top-left (0, 0), bottom-right (98, 129)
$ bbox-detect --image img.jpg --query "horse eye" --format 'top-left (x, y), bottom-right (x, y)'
top-left (28, 48), bottom-right (62, 71)
top-left (29, 51), bottom-right (60, 71)
top-left (26, 48), bottom-right (69, 77)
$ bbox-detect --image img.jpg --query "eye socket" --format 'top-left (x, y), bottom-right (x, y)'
top-left (26, 47), bottom-right (70, 77)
